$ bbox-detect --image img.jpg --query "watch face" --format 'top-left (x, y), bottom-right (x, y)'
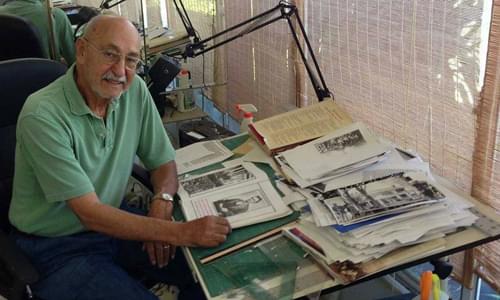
top-left (160, 193), bottom-right (174, 201)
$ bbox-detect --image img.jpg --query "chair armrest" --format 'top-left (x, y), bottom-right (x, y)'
top-left (0, 230), bottom-right (38, 284)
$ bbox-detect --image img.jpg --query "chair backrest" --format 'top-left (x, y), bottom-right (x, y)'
top-left (0, 58), bottom-right (67, 232)
top-left (0, 14), bottom-right (45, 61)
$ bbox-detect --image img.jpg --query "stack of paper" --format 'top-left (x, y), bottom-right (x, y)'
top-left (275, 122), bottom-right (390, 188)
top-left (175, 140), bottom-right (233, 175)
top-left (283, 171), bottom-right (478, 283)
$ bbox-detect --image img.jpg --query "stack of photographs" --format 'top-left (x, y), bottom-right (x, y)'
top-left (275, 122), bottom-right (389, 188)
top-left (319, 172), bottom-right (446, 225)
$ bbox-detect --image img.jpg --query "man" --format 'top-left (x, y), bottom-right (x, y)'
top-left (0, 0), bottom-right (75, 64)
top-left (9, 15), bottom-right (231, 300)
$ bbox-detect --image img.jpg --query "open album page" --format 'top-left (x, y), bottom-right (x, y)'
top-left (178, 163), bottom-right (292, 228)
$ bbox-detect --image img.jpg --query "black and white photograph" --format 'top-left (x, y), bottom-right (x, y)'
top-left (314, 129), bottom-right (365, 154)
top-left (318, 173), bottom-right (446, 225)
top-left (179, 163), bottom-right (293, 229)
top-left (180, 164), bottom-right (255, 196)
top-left (212, 190), bottom-right (271, 217)
top-left (280, 123), bottom-right (388, 182)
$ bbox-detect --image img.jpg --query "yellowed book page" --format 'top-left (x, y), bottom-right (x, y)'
top-left (252, 101), bottom-right (353, 151)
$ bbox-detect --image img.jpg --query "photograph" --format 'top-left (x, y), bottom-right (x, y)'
top-left (213, 190), bottom-right (270, 217)
top-left (314, 129), bottom-right (366, 154)
top-left (180, 165), bottom-right (256, 196)
top-left (319, 173), bottom-right (446, 224)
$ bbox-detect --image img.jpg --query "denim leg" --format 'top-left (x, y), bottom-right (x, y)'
top-left (11, 201), bottom-right (205, 300)
top-left (117, 201), bottom-right (206, 300)
top-left (12, 232), bottom-right (157, 300)
top-left (115, 238), bottom-right (201, 289)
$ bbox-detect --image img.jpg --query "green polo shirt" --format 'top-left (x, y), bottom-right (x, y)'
top-left (0, 0), bottom-right (76, 65)
top-left (9, 66), bottom-right (175, 236)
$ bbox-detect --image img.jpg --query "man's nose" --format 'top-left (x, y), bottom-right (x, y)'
top-left (111, 56), bottom-right (127, 76)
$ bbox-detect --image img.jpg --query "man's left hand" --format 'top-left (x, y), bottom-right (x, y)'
top-left (144, 199), bottom-right (176, 268)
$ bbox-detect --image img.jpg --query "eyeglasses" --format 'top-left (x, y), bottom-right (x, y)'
top-left (82, 37), bottom-right (142, 70)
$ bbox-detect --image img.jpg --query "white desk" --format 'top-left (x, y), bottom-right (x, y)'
top-left (181, 137), bottom-right (500, 299)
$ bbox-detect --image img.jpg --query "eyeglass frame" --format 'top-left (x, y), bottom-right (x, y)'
top-left (82, 37), bottom-right (143, 70)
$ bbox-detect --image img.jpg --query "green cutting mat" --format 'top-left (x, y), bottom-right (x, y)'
top-left (201, 236), bottom-right (305, 298)
top-left (174, 134), bottom-right (303, 297)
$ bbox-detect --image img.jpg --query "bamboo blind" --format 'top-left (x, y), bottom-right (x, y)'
top-left (303, 0), bottom-right (498, 290)
top-left (225, 0), bottom-right (484, 194)
top-left (229, 0), bottom-right (486, 192)
top-left (471, 0), bottom-right (500, 292)
top-left (224, 0), bottom-right (300, 119)
top-left (166, 0), bottom-right (218, 88)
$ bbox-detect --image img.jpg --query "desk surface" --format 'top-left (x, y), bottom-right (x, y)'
top-left (162, 106), bottom-right (207, 124)
top-left (182, 136), bottom-right (500, 300)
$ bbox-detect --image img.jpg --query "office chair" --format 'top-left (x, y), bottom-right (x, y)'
top-left (0, 58), bottom-right (67, 300)
top-left (0, 14), bottom-right (45, 61)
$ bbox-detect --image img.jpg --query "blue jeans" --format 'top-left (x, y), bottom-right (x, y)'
top-left (11, 204), bottom-right (205, 300)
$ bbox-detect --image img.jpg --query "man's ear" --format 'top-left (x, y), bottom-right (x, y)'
top-left (75, 38), bottom-right (86, 63)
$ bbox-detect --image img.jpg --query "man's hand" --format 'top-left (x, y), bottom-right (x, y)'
top-left (144, 199), bottom-right (175, 268)
top-left (181, 216), bottom-right (232, 247)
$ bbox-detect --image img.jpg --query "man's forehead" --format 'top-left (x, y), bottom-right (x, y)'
top-left (101, 40), bottom-right (141, 55)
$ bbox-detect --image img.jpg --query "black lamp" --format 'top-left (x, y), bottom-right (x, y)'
top-left (147, 55), bottom-right (181, 116)
top-left (172, 0), bottom-right (333, 102)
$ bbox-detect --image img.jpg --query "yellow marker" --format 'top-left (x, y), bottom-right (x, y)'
top-left (432, 274), bottom-right (440, 300)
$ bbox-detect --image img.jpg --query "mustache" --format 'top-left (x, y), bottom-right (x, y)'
top-left (102, 72), bottom-right (126, 84)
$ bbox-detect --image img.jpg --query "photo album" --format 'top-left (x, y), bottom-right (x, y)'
top-left (177, 162), bottom-right (292, 228)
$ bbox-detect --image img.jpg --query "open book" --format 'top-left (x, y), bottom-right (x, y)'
top-left (248, 100), bottom-right (353, 154)
top-left (178, 163), bottom-right (292, 228)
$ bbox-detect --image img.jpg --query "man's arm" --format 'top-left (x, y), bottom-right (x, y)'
top-left (53, 8), bottom-right (76, 65)
top-left (150, 160), bottom-right (178, 196)
top-left (147, 160), bottom-right (178, 223)
top-left (67, 193), bottom-right (231, 247)
top-left (145, 160), bottom-right (179, 266)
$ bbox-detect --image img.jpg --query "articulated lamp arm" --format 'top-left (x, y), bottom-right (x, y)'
top-left (173, 0), bottom-right (333, 101)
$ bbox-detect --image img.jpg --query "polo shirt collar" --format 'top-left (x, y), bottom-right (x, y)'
top-left (63, 65), bottom-right (121, 116)
top-left (8, 0), bottom-right (42, 4)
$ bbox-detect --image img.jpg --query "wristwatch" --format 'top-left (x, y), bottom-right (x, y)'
top-left (152, 192), bottom-right (174, 203)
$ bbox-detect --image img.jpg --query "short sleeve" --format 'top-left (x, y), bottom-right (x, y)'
top-left (135, 81), bottom-right (175, 170)
top-left (17, 114), bottom-right (94, 202)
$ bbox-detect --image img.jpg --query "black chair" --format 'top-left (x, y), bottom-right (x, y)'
top-left (0, 14), bottom-right (45, 61)
top-left (0, 58), bottom-right (67, 300)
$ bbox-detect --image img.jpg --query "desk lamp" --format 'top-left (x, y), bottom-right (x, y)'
top-left (172, 0), bottom-right (333, 102)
